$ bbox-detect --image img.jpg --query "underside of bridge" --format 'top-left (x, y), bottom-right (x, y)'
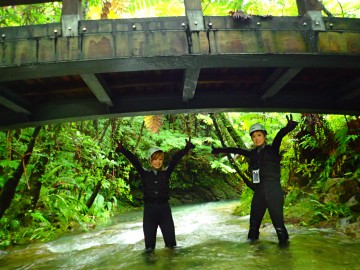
top-left (0, 0), bottom-right (359, 130)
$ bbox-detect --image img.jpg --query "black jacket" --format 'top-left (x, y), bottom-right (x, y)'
top-left (213, 122), bottom-right (297, 183)
top-left (118, 145), bottom-right (192, 203)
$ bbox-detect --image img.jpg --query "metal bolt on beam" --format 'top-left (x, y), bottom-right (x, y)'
top-left (208, 22), bottom-right (213, 29)
top-left (257, 22), bottom-right (261, 26)
top-left (1, 34), bottom-right (5, 38)
top-left (306, 11), bottom-right (326, 31)
top-left (54, 29), bottom-right (58, 35)
top-left (82, 27), bottom-right (87, 32)
top-left (132, 24), bottom-right (136, 30)
top-left (182, 23), bottom-right (186, 28)
top-left (303, 22), bottom-right (307, 26)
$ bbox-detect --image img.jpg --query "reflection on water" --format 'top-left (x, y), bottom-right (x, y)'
top-left (0, 200), bottom-right (359, 270)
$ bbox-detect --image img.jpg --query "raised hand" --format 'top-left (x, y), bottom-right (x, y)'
top-left (185, 139), bottom-right (195, 150)
top-left (115, 141), bottom-right (123, 152)
top-left (211, 145), bottom-right (220, 154)
top-left (286, 114), bottom-right (298, 128)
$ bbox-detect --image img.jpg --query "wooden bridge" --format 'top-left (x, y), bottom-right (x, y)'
top-left (0, 0), bottom-right (359, 130)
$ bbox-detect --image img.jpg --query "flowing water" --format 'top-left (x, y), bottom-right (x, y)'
top-left (1, 200), bottom-right (359, 270)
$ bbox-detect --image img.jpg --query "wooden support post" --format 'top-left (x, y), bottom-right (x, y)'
top-left (61, 0), bottom-right (82, 36)
top-left (296, 0), bottom-right (321, 16)
top-left (184, 0), bottom-right (204, 31)
top-left (182, 68), bottom-right (200, 102)
top-left (296, 0), bottom-right (325, 31)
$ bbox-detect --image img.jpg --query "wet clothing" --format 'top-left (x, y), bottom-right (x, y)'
top-left (117, 145), bottom-right (192, 249)
top-left (143, 202), bottom-right (176, 249)
top-left (213, 123), bottom-right (297, 243)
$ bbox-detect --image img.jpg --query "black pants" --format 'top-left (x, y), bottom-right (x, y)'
top-left (248, 181), bottom-right (289, 242)
top-left (143, 202), bottom-right (176, 249)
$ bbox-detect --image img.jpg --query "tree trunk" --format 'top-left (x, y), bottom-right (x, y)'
top-left (219, 113), bottom-right (246, 148)
top-left (26, 146), bottom-right (49, 210)
top-left (98, 119), bottom-right (110, 143)
top-left (133, 120), bottom-right (145, 152)
top-left (83, 121), bottom-right (113, 206)
top-left (27, 126), bottom-right (53, 209)
top-left (86, 180), bottom-right (102, 208)
top-left (210, 114), bottom-right (254, 190)
top-left (0, 126), bottom-right (42, 219)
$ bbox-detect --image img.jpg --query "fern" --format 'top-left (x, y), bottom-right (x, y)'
top-left (30, 211), bottom-right (51, 226)
top-left (144, 115), bottom-right (164, 133)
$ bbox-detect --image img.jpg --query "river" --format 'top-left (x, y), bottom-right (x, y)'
top-left (1, 200), bottom-right (359, 270)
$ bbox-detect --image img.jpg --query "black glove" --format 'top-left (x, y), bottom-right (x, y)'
top-left (286, 114), bottom-right (298, 129)
top-left (211, 145), bottom-right (221, 154)
top-left (185, 139), bottom-right (195, 150)
top-left (115, 141), bottom-right (123, 152)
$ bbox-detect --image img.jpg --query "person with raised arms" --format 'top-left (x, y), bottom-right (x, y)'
top-left (212, 115), bottom-right (298, 247)
top-left (116, 139), bottom-right (195, 251)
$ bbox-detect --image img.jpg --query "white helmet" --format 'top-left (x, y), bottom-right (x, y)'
top-left (249, 123), bottom-right (267, 135)
top-left (148, 147), bottom-right (163, 160)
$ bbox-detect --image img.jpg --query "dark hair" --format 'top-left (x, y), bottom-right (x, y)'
top-left (250, 130), bottom-right (267, 137)
top-left (151, 151), bottom-right (164, 160)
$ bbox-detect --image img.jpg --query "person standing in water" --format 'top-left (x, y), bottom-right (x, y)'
top-left (211, 115), bottom-right (298, 246)
top-left (116, 140), bottom-right (195, 251)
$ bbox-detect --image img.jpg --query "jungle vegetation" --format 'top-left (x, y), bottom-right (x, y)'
top-left (0, 0), bottom-right (359, 27)
top-left (0, 113), bottom-right (359, 249)
top-left (1, 0), bottom-right (360, 249)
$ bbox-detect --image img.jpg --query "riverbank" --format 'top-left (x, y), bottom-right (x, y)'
top-left (283, 196), bottom-right (360, 239)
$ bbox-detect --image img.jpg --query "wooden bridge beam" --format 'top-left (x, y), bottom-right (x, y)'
top-left (61, 0), bottom-right (82, 37)
top-left (260, 68), bottom-right (303, 101)
top-left (80, 74), bottom-right (113, 107)
top-left (182, 0), bottom-right (204, 102)
top-left (182, 68), bottom-right (201, 102)
top-left (0, 86), bottom-right (31, 114)
top-left (1, 16), bottom-right (359, 71)
top-left (184, 0), bottom-right (205, 32)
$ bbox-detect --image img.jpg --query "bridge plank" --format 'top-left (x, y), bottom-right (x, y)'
top-left (261, 68), bottom-right (303, 100)
top-left (0, 95), bottom-right (30, 114)
top-left (318, 32), bottom-right (360, 54)
top-left (80, 74), bottom-right (113, 107)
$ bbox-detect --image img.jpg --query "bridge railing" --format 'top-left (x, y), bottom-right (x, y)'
top-left (0, 14), bottom-right (359, 72)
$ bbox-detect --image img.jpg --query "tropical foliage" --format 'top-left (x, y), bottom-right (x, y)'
top-left (1, 112), bottom-right (359, 249)
top-left (1, 0), bottom-right (359, 27)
